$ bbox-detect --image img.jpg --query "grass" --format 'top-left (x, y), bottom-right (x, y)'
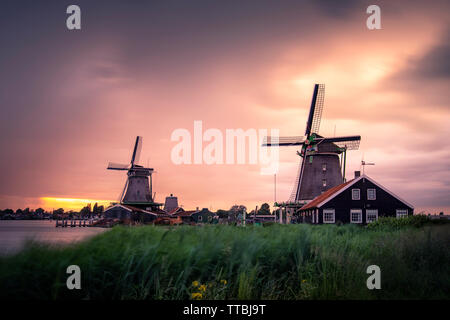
top-left (0, 222), bottom-right (449, 300)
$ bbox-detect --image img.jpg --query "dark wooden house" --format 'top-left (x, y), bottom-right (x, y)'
top-left (104, 204), bottom-right (168, 224)
top-left (173, 208), bottom-right (215, 224)
top-left (298, 172), bottom-right (414, 224)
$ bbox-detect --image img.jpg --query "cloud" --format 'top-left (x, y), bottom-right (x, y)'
top-left (0, 1), bottom-right (449, 213)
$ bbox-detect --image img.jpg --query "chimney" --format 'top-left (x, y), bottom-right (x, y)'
top-left (354, 171), bottom-right (361, 178)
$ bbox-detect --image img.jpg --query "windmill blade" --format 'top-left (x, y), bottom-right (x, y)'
top-left (311, 84), bottom-right (325, 134)
top-left (107, 162), bottom-right (130, 170)
top-left (305, 84), bottom-right (325, 136)
top-left (321, 135), bottom-right (361, 150)
top-left (119, 178), bottom-right (129, 203)
top-left (262, 136), bottom-right (306, 146)
top-left (130, 136), bottom-right (143, 166)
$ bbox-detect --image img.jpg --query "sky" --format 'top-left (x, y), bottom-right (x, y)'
top-left (0, 0), bottom-right (449, 214)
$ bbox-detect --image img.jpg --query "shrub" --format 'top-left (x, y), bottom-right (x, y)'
top-left (366, 214), bottom-right (430, 230)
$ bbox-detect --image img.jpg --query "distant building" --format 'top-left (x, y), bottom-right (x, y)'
top-left (104, 204), bottom-right (168, 224)
top-left (173, 208), bottom-right (215, 224)
top-left (298, 172), bottom-right (414, 224)
top-left (164, 194), bottom-right (179, 213)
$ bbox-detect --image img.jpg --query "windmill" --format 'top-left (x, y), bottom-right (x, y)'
top-left (107, 136), bottom-right (161, 209)
top-left (263, 84), bottom-right (361, 204)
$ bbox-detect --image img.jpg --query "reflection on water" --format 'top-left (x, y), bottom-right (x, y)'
top-left (0, 220), bottom-right (108, 255)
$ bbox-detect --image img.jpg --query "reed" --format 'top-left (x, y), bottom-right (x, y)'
top-left (0, 223), bottom-right (449, 300)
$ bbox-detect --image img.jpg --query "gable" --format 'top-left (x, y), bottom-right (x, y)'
top-left (301, 179), bottom-right (354, 210)
top-left (317, 175), bottom-right (414, 209)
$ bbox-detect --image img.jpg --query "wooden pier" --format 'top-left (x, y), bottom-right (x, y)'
top-left (55, 218), bottom-right (99, 227)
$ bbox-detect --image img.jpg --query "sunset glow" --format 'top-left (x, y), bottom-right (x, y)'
top-left (0, 1), bottom-right (448, 214)
top-left (40, 198), bottom-right (114, 211)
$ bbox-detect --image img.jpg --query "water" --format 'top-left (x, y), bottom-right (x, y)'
top-left (0, 220), bottom-right (108, 255)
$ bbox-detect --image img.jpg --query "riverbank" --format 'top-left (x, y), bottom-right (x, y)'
top-left (0, 220), bottom-right (108, 255)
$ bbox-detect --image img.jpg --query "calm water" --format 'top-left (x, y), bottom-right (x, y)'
top-left (0, 220), bottom-right (108, 255)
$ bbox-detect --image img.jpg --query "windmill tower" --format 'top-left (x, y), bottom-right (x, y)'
top-left (107, 136), bottom-right (161, 209)
top-left (263, 84), bottom-right (361, 204)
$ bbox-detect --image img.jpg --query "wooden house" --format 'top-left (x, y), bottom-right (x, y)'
top-left (173, 208), bottom-right (215, 224)
top-left (104, 204), bottom-right (169, 224)
top-left (298, 172), bottom-right (414, 224)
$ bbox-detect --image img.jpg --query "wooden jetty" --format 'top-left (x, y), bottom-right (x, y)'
top-left (55, 218), bottom-right (99, 228)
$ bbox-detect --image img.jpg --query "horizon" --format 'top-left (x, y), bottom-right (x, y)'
top-left (0, 1), bottom-right (449, 215)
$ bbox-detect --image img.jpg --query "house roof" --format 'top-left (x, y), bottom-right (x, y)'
top-left (300, 174), bottom-right (414, 210)
top-left (167, 207), bottom-right (184, 215)
top-left (105, 204), bottom-right (169, 216)
top-left (301, 179), bottom-right (355, 210)
top-left (174, 210), bottom-right (199, 216)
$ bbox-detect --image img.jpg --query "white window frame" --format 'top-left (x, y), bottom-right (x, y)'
top-left (323, 209), bottom-right (335, 224)
top-left (367, 188), bottom-right (376, 200)
top-left (396, 209), bottom-right (408, 219)
top-left (350, 209), bottom-right (362, 223)
top-left (366, 209), bottom-right (378, 223)
top-left (351, 189), bottom-right (360, 200)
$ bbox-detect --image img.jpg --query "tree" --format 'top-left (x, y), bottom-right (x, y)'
top-left (229, 205), bottom-right (247, 221)
top-left (53, 208), bottom-right (64, 214)
top-left (216, 209), bottom-right (229, 218)
top-left (92, 203), bottom-right (104, 215)
top-left (258, 203), bottom-right (271, 215)
top-left (80, 205), bottom-right (91, 217)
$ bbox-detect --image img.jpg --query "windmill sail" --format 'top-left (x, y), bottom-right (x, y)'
top-left (305, 84), bottom-right (325, 135)
top-left (310, 84), bottom-right (325, 134)
top-left (321, 135), bottom-right (361, 150)
top-left (131, 136), bottom-right (143, 166)
top-left (107, 162), bottom-right (130, 170)
top-left (262, 136), bottom-right (306, 146)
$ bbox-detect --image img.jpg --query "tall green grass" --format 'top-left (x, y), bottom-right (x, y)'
top-left (0, 224), bottom-right (449, 300)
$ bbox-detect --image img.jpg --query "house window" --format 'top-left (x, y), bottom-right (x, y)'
top-left (352, 189), bottom-right (360, 200)
top-left (198, 215), bottom-right (202, 221)
top-left (350, 209), bottom-right (362, 223)
top-left (322, 163), bottom-right (327, 172)
top-left (366, 209), bottom-right (378, 223)
top-left (323, 209), bottom-right (335, 223)
top-left (367, 189), bottom-right (376, 200)
top-left (396, 209), bottom-right (408, 219)
top-left (322, 179), bottom-right (327, 187)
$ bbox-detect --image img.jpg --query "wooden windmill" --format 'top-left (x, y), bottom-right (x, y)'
top-left (263, 84), bottom-right (361, 204)
top-left (107, 136), bottom-right (161, 209)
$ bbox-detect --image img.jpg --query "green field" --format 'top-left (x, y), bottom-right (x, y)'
top-left (1, 217), bottom-right (449, 300)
